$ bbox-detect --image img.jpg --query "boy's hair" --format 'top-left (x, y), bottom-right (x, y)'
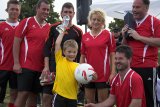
top-left (116, 45), bottom-right (133, 59)
top-left (6, 0), bottom-right (21, 11)
top-left (61, 2), bottom-right (74, 12)
top-left (63, 39), bottom-right (78, 51)
top-left (36, 0), bottom-right (50, 8)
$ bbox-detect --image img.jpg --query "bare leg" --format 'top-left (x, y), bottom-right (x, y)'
top-left (10, 88), bottom-right (18, 103)
top-left (14, 91), bottom-right (30, 107)
top-left (26, 92), bottom-right (37, 107)
top-left (85, 88), bottom-right (96, 103)
top-left (97, 88), bottom-right (109, 103)
top-left (42, 93), bottom-right (53, 107)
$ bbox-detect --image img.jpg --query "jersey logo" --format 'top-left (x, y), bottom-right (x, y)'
top-left (85, 38), bottom-right (90, 41)
top-left (5, 28), bottom-right (9, 31)
top-left (32, 25), bottom-right (36, 28)
top-left (116, 82), bottom-right (119, 86)
top-left (147, 77), bottom-right (152, 80)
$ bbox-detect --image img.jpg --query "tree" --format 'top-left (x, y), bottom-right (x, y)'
top-left (108, 18), bottom-right (124, 32)
top-left (19, 0), bottom-right (60, 24)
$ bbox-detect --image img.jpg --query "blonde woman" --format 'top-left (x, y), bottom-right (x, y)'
top-left (80, 9), bottom-right (116, 103)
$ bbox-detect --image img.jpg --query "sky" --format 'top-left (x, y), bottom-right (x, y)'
top-left (0, 0), bottom-right (113, 31)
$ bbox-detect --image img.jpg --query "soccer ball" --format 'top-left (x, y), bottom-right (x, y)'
top-left (75, 63), bottom-right (95, 84)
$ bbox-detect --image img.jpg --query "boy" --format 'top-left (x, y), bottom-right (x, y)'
top-left (52, 30), bottom-right (97, 107)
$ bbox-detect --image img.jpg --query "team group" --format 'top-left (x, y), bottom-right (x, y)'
top-left (0, 0), bottom-right (160, 107)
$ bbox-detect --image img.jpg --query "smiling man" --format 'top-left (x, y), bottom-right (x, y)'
top-left (0, 1), bottom-right (21, 107)
top-left (85, 45), bottom-right (146, 107)
top-left (121, 0), bottom-right (160, 107)
top-left (13, 0), bottom-right (51, 107)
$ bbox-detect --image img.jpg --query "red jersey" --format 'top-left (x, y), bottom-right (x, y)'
top-left (15, 17), bottom-right (50, 72)
top-left (110, 69), bottom-right (146, 107)
top-left (127, 15), bottom-right (160, 67)
top-left (0, 21), bottom-right (19, 71)
top-left (81, 30), bottom-right (116, 82)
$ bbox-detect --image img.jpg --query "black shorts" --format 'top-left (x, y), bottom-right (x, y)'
top-left (17, 68), bottom-right (42, 94)
top-left (52, 94), bottom-right (77, 107)
top-left (84, 82), bottom-right (110, 89)
top-left (42, 84), bottom-right (53, 95)
top-left (0, 70), bottom-right (17, 89)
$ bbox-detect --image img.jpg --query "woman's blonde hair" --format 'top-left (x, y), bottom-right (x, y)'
top-left (87, 9), bottom-right (106, 29)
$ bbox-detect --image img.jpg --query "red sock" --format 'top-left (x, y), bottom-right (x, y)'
top-left (8, 103), bottom-right (16, 107)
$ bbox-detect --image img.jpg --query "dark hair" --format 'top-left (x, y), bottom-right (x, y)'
top-left (36, 0), bottom-right (49, 8)
top-left (61, 2), bottom-right (74, 12)
top-left (143, 0), bottom-right (150, 6)
top-left (116, 45), bottom-right (133, 59)
top-left (6, 0), bottom-right (20, 11)
top-left (113, 27), bottom-right (121, 33)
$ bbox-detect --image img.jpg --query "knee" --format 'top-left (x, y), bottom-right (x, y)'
top-left (42, 94), bottom-right (53, 102)
top-left (42, 94), bottom-right (53, 107)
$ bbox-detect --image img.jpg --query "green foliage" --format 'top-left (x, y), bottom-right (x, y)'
top-left (108, 18), bottom-right (124, 32)
top-left (19, 0), bottom-right (60, 24)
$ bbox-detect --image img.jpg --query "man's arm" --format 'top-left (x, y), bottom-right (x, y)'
top-left (43, 27), bottom-right (55, 72)
top-left (129, 99), bottom-right (142, 107)
top-left (121, 24), bottom-right (160, 46)
top-left (109, 52), bottom-right (116, 81)
top-left (85, 94), bottom-right (116, 107)
top-left (79, 54), bottom-right (85, 64)
top-left (128, 29), bottom-right (160, 46)
top-left (42, 57), bottom-right (50, 72)
top-left (13, 37), bottom-right (22, 73)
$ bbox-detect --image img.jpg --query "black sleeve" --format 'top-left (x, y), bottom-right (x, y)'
top-left (75, 28), bottom-right (83, 63)
top-left (44, 26), bottom-right (56, 57)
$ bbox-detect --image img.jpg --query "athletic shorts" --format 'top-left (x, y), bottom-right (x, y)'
top-left (52, 94), bottom-right (77, 107)
top-left (42, 84), bottom-right (53, 95)
top-left (0, 70), bottom-right (17, 103)
top-left (0, 70), bottom-right (17, 89)
top-left (17, 68), bottom-right (42, 94)
top-left (84, 82), bottom-right (110, 89)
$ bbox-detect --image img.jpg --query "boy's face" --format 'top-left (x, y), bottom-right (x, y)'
top-left (63, 47), bottom-right (78, 61)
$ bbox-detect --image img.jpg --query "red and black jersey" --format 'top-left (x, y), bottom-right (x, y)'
top-left (0, 21), bottom-right (19, 71)
top-left (15, 17), bottom-right (50, 72)
top-left (44, 22), bottom-right (82, 66)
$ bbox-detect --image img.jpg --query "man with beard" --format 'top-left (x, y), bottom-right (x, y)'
top-left (85, 45), bottom-right (146, 107)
